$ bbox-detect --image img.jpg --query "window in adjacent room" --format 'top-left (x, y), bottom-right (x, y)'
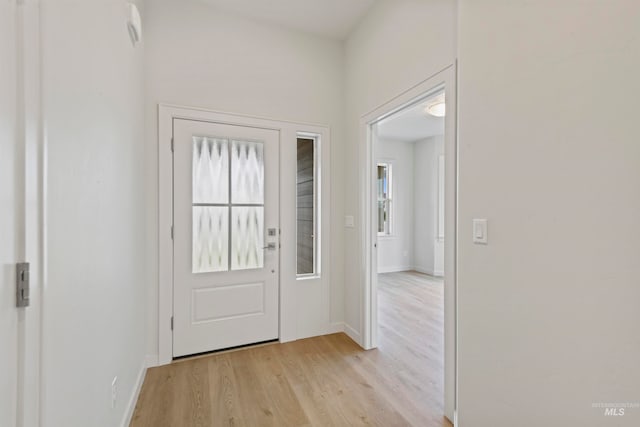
top-left (377, 163), bottom-right (392, 235)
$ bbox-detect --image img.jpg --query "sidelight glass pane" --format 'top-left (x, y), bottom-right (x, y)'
top-left (193, 137), bottom-right (229, 204)
top-left (231, 140), bottom-right (264, 204)
top-left (192, 206), bottom-right (229, 273)
top-left (296, 137), bottom-right (316, 275)
top-left (231, 206), bottom-right (264, 270)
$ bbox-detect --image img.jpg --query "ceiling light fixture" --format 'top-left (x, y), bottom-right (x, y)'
top-left (425, 100), bottom-right (446, 117)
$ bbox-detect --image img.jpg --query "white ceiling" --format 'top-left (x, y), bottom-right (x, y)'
top-left (197, 0), bottom-right (376, 40)
top-left (377, 97), bottom-right (445, 143)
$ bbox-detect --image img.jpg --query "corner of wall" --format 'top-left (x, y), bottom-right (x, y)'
top-left (343, 322), bottom-right (363, 347)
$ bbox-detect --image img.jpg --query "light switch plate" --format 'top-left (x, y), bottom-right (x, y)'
top-left (344, 215), bottom-right (355, 228)
top-left (473, 219), bottom-right (488, 244)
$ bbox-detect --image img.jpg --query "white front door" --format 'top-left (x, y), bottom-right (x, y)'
top-left (173, 119), bottom-right (280, 357)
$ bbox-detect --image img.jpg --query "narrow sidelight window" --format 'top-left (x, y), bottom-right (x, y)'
top-left (296, 135), bottom-right (319, 277)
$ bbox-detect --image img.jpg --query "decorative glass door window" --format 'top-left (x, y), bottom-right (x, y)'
top-left (192, 136), bottom-right (265, 273)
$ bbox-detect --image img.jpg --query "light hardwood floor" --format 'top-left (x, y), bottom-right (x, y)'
top-left (131, 271), bottom-right (449, 426)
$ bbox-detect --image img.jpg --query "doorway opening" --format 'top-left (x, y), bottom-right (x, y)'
top-left (360, 66), bottom-right (457, 425)
top-left (375, 87), bottom-right (447, 419)
top-left (375, 89), bottom-right (445, 276)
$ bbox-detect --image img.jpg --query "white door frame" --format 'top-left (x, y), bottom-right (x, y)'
top-left (359, 65), bottom-right (458, 423)
top-left (1, 1), bottom-right (46, 426)
top-left (16, 1), bottom-right (44, 426)
top-left (158, 104), bottom-right (332, 365)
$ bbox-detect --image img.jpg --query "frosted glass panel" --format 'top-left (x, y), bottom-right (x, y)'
top-left (231, 140), bottom-right (264, 204)
top-left (231, 207), bottom-right (264, 270)
top-left (193, 207), bottom-right (229, 273)
top-left (193, 137), bottom-right (229, 204)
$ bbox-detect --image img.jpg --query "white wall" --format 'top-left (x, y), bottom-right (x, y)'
top-left (41, 0), bottom-right (147, 426)
top-left (344, 0), bottom-right (456, 356)
top-left (376, 139), bottom-right (414, 273)
top-left (457, 1), bottom-right (640, 426)
top-left (413, 135), bottom-right (444, 276)
top-left (144, 0), bottom-right (346, 358)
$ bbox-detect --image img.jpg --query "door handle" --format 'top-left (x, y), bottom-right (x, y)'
top-left (262, 242), bottom-right (277, 251)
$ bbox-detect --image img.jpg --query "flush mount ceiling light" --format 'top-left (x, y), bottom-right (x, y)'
top-left (425, 94), bottom-right (446, 117)
top-left (426, 102), bottom-right (446, 117)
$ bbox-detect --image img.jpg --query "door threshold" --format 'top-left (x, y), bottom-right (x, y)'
top-left (171, 339), bottom-right (280, 364)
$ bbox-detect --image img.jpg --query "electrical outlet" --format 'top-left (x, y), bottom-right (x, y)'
top-left (111, 376), bottom-right (118, 409)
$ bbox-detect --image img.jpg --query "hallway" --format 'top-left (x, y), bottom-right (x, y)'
top-left (130, 271), bottom-right (449, 426)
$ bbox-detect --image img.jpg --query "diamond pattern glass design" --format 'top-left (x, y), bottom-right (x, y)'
top-left (192, 136), bottom-right (265, 273)
top-left (231, 140), bottom-right (264, 204)
top-left (231, 207), bottom-right (264, 270)
top-left (193, 137), bottom-right (229, 204)
top-left (192, 207), bottom-right (229, 273)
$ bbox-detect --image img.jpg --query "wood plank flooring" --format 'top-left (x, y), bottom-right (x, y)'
top-left (131, 271), bottom-right (449, 427)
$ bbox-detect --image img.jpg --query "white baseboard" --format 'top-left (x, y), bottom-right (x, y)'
top-left (413, 266), bottom-right (433, 275)
top-left (414, 266), bottom-right (444, 277)
top-left (343, 323), bottom-right (362, 347)
top-left (378, 265), bottom-right (413, 274)
top-left (145, 354), bottom-right (159, 368)
top-left (285, 322), bottom-right (345, 343)
top-left (326, 321), bottom-right (345, 334)
top-left (120, 360), bottom-right (147, 427)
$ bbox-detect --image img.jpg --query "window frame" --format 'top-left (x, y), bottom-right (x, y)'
top-left (296, 132), bottom-right (321, 279)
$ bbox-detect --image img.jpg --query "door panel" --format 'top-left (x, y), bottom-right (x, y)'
top-left (192, 282), bottom-right (264, 322)
top-left (173, 119), bottom-right (280, 357)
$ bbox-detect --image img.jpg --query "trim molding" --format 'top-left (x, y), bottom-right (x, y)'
top-left (379, 266), bottom-right (445, 277)
top-left (326, 322), bottom-right (345, 334)
top-left (145, 355), bottom-right (158, 369)
top-left (413, 266), bottom-right (444, 277)
top-left (378, 265), bottom-right (413, 274)
top-left (120, 360), bottom-right (147, 427)
top-left (343, 323), bottom-right (362, 347)
top-left (359, 65), bottom-right (458, 421)
top-left (413, 266), bottom-right (434, 276)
